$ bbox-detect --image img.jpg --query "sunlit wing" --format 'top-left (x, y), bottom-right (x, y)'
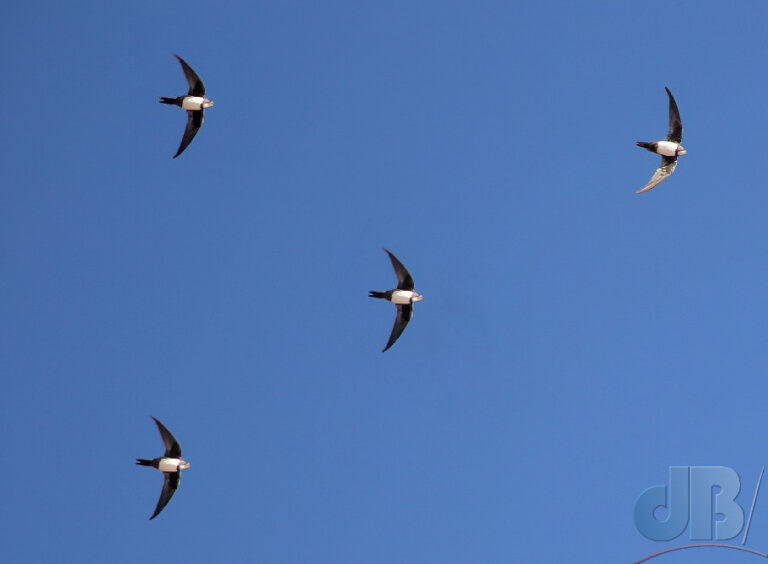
top-left (637, 156), bottom-right (677, 194)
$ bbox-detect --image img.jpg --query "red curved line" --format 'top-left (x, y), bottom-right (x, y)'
top-left (635, 543), bottom-right (768, 563)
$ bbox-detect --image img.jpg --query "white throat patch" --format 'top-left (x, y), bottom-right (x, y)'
top-left (655, 141), bottom-right (680, 157)
top-left (181, 96), bottom-right (205, 111)
top-left (158, 458), bottom-right (181, 472)
top-left (391, 290), bottom-right (415, 305)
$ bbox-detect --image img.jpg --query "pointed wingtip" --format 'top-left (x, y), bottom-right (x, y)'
top-left (173, 53), bottom-right (190, 70)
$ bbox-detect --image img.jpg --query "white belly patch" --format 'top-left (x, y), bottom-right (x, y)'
top-left (158, 458), bottom-right (180, 472)
top-left (391, 290), bottom-right (414, 305)
top-left (181, 96), bottom-right (205, 110)
top-left (655, 141), bottom-right (679, 157)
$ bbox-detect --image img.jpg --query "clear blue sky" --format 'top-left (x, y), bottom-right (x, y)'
top-left (3, 2), bottom-right (768, 562)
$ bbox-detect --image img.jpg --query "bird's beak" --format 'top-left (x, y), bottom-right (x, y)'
top-left (678, 146), bottom-right (687, 155)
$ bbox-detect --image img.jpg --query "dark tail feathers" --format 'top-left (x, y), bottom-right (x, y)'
top-left (159, 97), bottom-right (180, 106)
top-left (636, 141), bottom-right (653, 149)
top-left (368, 291), bottom-right (387, 299)
top-left (136, 458), bottom-right (154, 466)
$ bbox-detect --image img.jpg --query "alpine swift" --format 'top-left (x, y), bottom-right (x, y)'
top-left (369, 248), bottom-right (423, 352)
top-left (136, 416), bottom-right (190, 520)
top-left (636, 87), bottom-right (686, 194)
top-left (159, 54), bottom-right (214, 158)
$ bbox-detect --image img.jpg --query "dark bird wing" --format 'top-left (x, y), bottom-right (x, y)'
top-left (382, 304), bottom-right (413, 352)
top-left (383, 248), bottom-right (415, 290)
top-left (637, 156), bottom-right (677, 194)
top-left (173, 110), bottom-right (204, 159)
top-left (151, 416), bottom-right (182, 458)
top-left (175, 54), bottom-right (206, 97)
top-left (665, 87), bottom-right (683, 143)
top-left (149, 471), bottom-right (181, 520)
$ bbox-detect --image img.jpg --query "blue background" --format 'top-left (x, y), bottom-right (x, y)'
top-left (3, 2), bottom-right (768, 562)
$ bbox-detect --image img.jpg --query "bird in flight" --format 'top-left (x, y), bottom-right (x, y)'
top-left (635, 87), bottom-right (686, 194)
top-left (159, 54), bottom-right (214, 158)
top-left (369, 248), bottom-right (423, 352)
top-left (136, 416), bottom-right (190, 520)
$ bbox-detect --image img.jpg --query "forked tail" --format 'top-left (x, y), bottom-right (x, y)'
top-left (368, 291), bottom-right (386, 299)
top-left (135, 458), bottom-right (154, 466)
